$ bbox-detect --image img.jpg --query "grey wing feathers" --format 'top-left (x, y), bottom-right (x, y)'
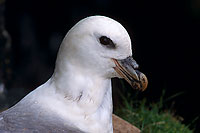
top-left (0, 104), bottom-right (84, 133)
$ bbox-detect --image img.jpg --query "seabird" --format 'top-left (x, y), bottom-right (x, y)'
top-left (0, 16), bottom-right (148, 133)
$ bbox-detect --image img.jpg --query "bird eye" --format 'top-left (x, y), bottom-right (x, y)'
top-left (99, 36), bottom-right (116, 48)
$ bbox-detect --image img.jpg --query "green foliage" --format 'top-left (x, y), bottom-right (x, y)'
top-left (115, 94), bottom-right (193, 133)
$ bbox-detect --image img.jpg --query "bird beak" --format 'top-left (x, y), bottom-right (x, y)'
top-left (112, 56), bottom-right (148, 91)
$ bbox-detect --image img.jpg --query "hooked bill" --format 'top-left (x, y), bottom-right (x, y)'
top-left (112, 57), bottom-right (148, 91)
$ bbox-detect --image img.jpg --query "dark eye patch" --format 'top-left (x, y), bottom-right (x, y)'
top-left (99, 36), bottom-right (116, 49)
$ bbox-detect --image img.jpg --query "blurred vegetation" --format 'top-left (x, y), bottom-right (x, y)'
top-left (115, 91), bottom-right (194, 133)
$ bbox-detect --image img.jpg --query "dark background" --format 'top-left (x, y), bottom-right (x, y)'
top-left (0, 0), bottom-right (200, 132)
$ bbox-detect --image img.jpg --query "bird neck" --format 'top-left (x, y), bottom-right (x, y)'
top-left (47, 63), bottom-right (113, 132)
top-left (51, 60), bottom-right (113, 115)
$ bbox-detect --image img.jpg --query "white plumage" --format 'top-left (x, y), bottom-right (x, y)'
top-left (0, 16), bottom-right (147, 133)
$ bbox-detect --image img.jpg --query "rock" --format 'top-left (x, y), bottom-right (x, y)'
top-left (113, 114), bottom-right (140, 133)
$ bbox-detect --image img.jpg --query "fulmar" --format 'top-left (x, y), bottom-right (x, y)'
top-left (0, 16), bottom-right (148, 133)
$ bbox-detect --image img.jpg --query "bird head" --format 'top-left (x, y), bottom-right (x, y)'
top-left (56, 16), bottom-right (148, 91)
